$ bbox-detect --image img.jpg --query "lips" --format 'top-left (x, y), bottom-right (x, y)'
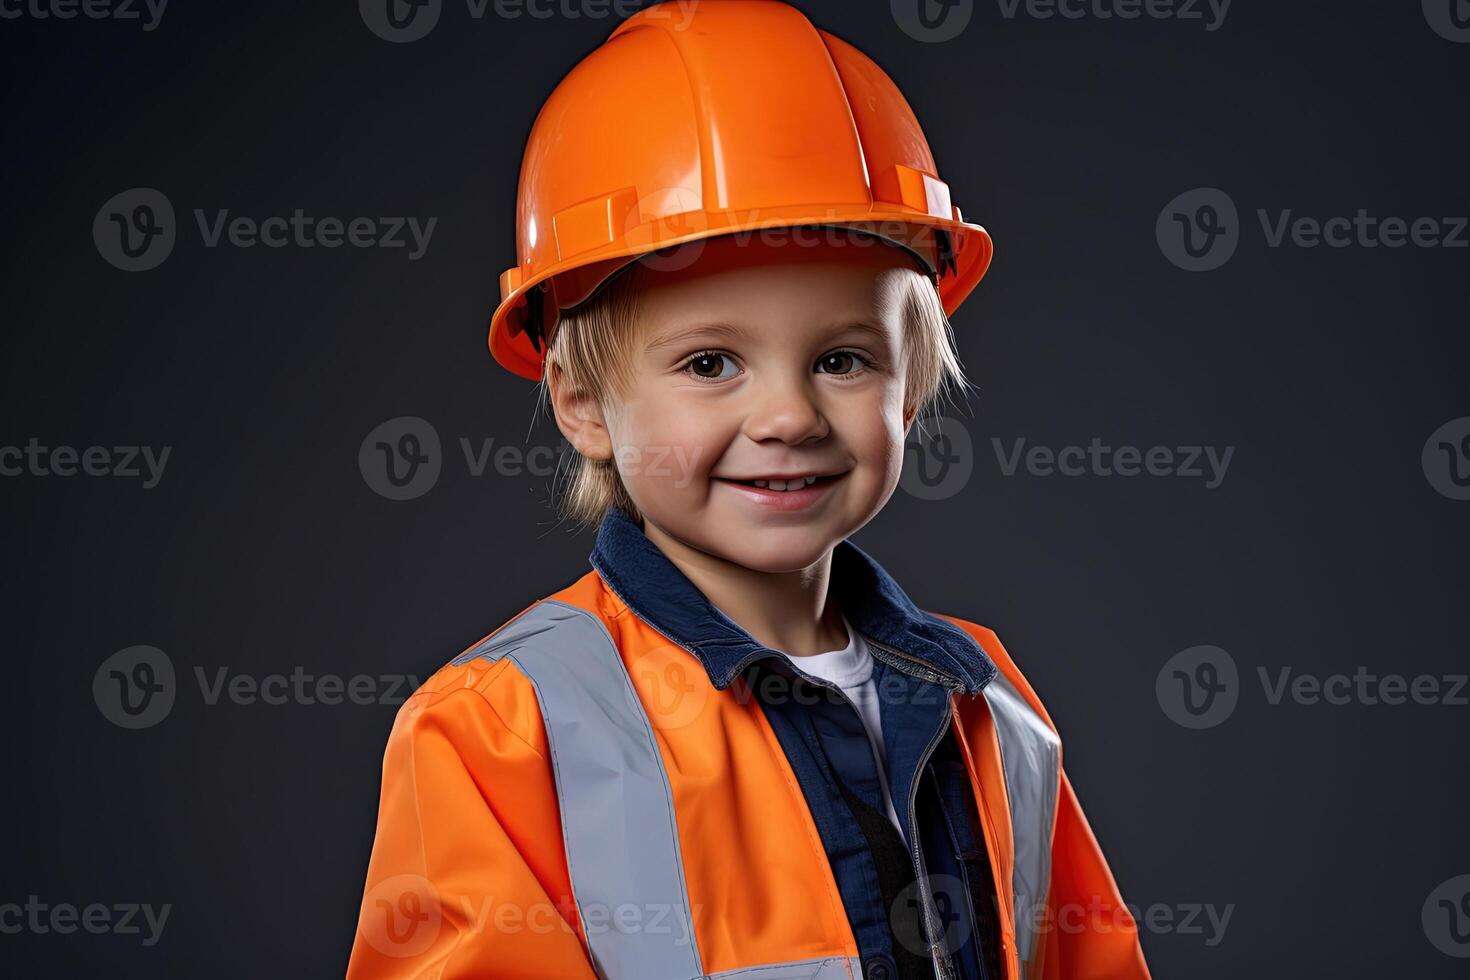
top-left (712, 471), bottom-right (847, 509)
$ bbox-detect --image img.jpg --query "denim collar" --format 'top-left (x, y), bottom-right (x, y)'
top-left (587, 507), bottom-right (997, 694)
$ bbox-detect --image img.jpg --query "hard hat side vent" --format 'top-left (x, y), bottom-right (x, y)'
top-left (873, 163), bottom-right (954, 221)
top-left (552, 187), bottom-right (642, 263)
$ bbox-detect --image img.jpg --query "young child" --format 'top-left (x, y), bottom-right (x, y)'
top-left (348, 3), bottom-right (1150, 979)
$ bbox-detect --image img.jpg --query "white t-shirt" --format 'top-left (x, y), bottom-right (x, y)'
top-left (780, 616), bottom-right (946, 980)
top-left (782, 614), bottom-right (907, 842)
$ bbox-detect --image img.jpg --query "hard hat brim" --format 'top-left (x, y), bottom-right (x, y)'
top-left (489, 207), bottom-right (994, 382)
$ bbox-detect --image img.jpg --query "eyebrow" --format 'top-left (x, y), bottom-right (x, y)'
top-left (644, 321), bottom-right (752, 353)
top-left (643, 319), bottom-right (889, 353)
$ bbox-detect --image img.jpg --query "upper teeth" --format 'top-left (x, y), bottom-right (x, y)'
top-left (750, 476), bottom-right (819, 491)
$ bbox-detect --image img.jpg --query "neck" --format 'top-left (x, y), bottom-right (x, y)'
top-left (640, 518), bottom-right (849, 658)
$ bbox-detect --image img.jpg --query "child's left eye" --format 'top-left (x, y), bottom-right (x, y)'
top-left (817, 351), bottom-right (871, 377)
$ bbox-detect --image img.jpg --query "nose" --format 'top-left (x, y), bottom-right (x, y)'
top-left (740, 371), bottom-right (830, 445)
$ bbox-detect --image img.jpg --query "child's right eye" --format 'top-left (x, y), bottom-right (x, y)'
top-left (683, 351), bottom-right (740, 382)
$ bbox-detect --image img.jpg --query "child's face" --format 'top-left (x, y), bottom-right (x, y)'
top-left (563, 232), bottom-right (920, 573)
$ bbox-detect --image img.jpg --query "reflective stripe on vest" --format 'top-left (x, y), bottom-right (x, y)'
top-left (709, 961), bottom-right (864, 979)
top-left (980, 672), bottom-right (1062, 975)
top-left (456, 599), bottom-right (865, 980)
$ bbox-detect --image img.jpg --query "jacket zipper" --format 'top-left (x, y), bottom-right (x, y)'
top-left (863, 633), bottom-right (969, 980)
top-left (908, 698), bottom-right (958, 980)
top-left (758, 629), bottom-right (968, 980)
top-left (926, 771), bottom-right (993, 980)
top-left (782, 657), bottom-right (959, 980)
top-left (863, 634), bottom-right (968, 693)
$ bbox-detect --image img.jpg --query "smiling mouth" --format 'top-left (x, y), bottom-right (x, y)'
top-left (715, 473), bottom-right (847, 492)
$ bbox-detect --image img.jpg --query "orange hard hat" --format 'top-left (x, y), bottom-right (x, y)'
top-left (488, 0), bottom-right (996, 381)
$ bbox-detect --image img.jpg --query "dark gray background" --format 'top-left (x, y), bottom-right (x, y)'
top-left (2, 0), bottom-right (1467, 976)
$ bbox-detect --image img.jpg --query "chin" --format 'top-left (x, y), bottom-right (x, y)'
top-left (704, 526), bottom-right (842, 574)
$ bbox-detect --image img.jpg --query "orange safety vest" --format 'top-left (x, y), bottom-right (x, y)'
top-left (347, 551), bottom-right (1151, 979)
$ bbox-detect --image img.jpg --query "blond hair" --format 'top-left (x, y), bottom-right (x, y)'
top-left (535, 250), bottom-right (974, 531)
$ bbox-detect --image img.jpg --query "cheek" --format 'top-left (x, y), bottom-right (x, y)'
top-left (845, 385), bottom-right (909, 466)
top-left (611, 399), bottom-right (726, 486)
top-left (878, 419), bottom-right (909, 484)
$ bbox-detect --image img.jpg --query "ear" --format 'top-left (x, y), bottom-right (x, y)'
top-left (546, 361), bottom-right (614, 462)
top-left (901, 400), bottom-right (918, 436)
